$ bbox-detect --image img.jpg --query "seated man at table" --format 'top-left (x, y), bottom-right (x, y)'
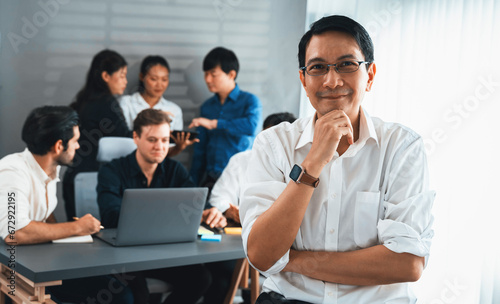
top-left (97, 108), bottom-right (222, 304)
top-left (0, 106), bottom-right (133, 304)
top-left (209, 112), bottom-right (297, 224)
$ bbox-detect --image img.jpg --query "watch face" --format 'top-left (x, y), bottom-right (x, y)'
top-left (289, 164), bottom-right (303, 181)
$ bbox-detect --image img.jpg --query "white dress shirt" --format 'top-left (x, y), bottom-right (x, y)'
top-left (240, 108), bottom-right (435, 304)
top-left (0, 149), bottom-right (59, 240)
top-left (208, 150), bottom-right (252, 213)
top-left (119, 92), bottom-right (183, 131)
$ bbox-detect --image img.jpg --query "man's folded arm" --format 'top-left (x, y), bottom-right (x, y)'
top-left (283, 245), bottom-right (424, 286)
top-left (281, 137), bottom-right (435, 286)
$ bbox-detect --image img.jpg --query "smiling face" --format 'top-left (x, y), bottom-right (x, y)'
top-left (141, 64), bottom-right (169, 100)
top-left (133, 123), bottom-right (170, 165)
top-left (103, 66), bottom-right (128, 95)
top-left (299, 31), bottom-right (376, 120)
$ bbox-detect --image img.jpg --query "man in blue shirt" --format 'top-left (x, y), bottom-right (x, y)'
top-left (189, 47), bottom-right (262, 187)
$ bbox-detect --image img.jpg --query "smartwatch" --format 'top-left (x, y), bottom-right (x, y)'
top-left (289, 164), bottom-right (320, 188)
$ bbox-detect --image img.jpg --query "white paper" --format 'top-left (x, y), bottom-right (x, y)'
top-left (52, 235), bottom-right (93, 243)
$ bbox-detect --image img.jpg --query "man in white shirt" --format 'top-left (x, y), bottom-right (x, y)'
top-left (0, 106), bottom-right (101, 244)
top-left (0, 106), bottom-right (133, 303)
top-left (209, 112), bottom-right (296, 224)
top-left (240, 15), bottom-right (435, 303)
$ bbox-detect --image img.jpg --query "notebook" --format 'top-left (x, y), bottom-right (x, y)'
top-left (96, 187), bottom-right (208, 246)
top-left (53, 235), bottom-right (93, 243)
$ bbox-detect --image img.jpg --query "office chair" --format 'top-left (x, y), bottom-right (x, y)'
top-left (75, 136), bottom-right (136, 223)
top-left (74, 172), bottom-right (100, 220)
top-left (73, 137), bottom-right (172, 302)
top-left (224, 258), bottom-right (261, 304)
top-left (96, 136), bottom-right (137, 163)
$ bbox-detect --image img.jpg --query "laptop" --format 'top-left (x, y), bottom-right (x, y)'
top-left (96, 187), bottom-right (208, 246)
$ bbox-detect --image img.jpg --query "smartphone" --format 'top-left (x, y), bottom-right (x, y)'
top-left (171, 130), bottom-right (199, 140)
top-left (200, 222), bottom-right (224, 234)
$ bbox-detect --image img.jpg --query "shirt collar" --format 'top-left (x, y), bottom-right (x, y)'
top-left (215, 83), bottom-right (240, 104)
top-left (227, 83), bottom-right (240, 102)
top-left (23, 148), bottom-right (60, 184)
top-left (127, 151), bottom-right (143, 177)
top-left (356, 107), bottom-right (379, 148)
top-left (295, 115), bottom-right (315, 150)
top-left (294, 107), bottom-right (379, 151)
top-left (134, 92), bottom-right (166, 108)
top-left (133, 92), bottom-right (148, 106)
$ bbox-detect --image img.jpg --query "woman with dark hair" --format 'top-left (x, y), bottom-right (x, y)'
top-left (63, 49), bottom-right (131, 220)
top-left (120, 55), bottom-right (197, 157)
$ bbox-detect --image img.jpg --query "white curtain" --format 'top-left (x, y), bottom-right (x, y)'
top-left (301, 1), bottom-right (500, 303)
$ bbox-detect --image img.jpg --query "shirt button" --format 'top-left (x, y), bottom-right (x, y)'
top-left (331, 193), bottom-right (337, 199)
top-left (328, 292), bottom-right (333, 297)
top-left (329, 228), bottom-right (335, 234)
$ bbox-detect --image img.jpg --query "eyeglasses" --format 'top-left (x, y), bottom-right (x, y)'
top-left (300, 60), bottom-right (370, 76)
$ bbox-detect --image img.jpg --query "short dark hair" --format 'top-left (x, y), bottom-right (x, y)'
top-left (263, 112), bottom-right (297, 129)
top-left (133, 109), bottom-right (172, 137)
top-left (138, 55), bottom-right (170, 93)
top-left (203, 47), bottom-right (239, 79)
top-left (298, 15), bottom-right (374, 71)
top-left (22, 106), bottom-right (79, 155)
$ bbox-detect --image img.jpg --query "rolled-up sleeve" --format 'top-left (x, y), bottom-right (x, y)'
top-left (378, 136), bottom-right (435, 265)
top-left (240, 133), bottom-right (290, 276)
top-left (379, 192), bottom-right (435, 261)
top-left (0, 169), bottom-right (32, 240)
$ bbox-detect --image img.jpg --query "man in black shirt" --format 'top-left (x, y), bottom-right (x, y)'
top-left (97, 108), bottom-right (220, 304)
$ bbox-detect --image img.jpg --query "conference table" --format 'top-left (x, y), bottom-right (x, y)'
top-left (0, 234), bottom-right (256, 304)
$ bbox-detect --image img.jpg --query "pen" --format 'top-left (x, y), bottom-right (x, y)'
top-left (72, 217), bottom-right (105, 230)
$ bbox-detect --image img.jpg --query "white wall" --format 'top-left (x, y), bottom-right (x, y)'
top-left (0, 0), bottom-right (307, 164)
top-left (0, 0), bottom-right (306, 221)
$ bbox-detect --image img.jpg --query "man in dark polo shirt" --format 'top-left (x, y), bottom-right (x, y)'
top-left (97, 108), bottom-right (224, 304)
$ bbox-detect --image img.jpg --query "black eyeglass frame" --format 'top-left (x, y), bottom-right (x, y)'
top-left (300, 60), bottom-right (371, 76)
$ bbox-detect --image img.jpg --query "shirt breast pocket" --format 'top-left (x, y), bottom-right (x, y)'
top-left (354, 191), bottom-right (381, 248)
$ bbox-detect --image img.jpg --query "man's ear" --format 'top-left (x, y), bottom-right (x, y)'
top-left (228, 70), bottom-right (237, 81)
top-left (299, 70), bottom-right (308, 96)
top-left (52, 139), bottom-right (64, 155)
top-left (366, 63), bottom-right (376, 92)
top-left (133, 131), bottom-right (140, 145)
top-left (139, 72), bottom-right (144, 82)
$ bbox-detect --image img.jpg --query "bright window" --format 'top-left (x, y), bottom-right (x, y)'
top-left (302, 1), bottom-right (500, 303)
